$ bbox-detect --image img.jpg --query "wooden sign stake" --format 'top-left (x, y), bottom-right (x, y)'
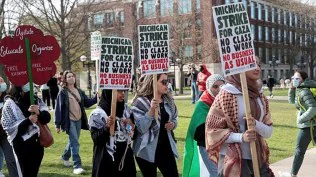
top-left (110, 89), bottom-right (117, 136)
top-left (240, 72), bottom-right (259, 177)
top-left (153, 74), bottom-right (158, 120)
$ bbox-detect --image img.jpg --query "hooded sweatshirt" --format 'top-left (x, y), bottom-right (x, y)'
top-left (197, 65), bottom-right (211, 91)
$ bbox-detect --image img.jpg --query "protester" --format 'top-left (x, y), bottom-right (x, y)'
top-left (183, 74), bottom-right (225, 177)
top-left (1, 83), bottom-right (51, 177)
top-left (47, 75), bottom-right (59, 110)
top-left (167, 81), bottom-right (174, 95)
top-left (54, 70), bottom-right (97, 175)
top-left (197, 64), bottom-right (211, 98)
top-left (187, 64), bottom-right (199, 104)
top-left (205, 57), bottom-right (274, 177)
top-left (0, 78), bottom-right (18, 177)
top-left (40, 83), bottom-right (51, 109)
top-left (288, 70), bottom-right (316, 177)
top-left (131, 74), bottom-right (179, 177)
top-left (89, 89), bottom-right (136, 177)
top-left (280, 78), bottom-right (285, 89)
top-left (267, 75), bottom-right (275, 98)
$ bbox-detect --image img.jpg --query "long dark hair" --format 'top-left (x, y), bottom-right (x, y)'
top-left (98, 89), bottom-right (125, 117)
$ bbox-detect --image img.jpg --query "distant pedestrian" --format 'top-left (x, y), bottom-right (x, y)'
top-left (267, 75), bottom-right (275, 98)
top-left (187, 64), bottom-right (199, 104)
top-left (197, 65), bottom-right (211, 98)
top-left (280, 78), bottom-right (285, 89)
top-left (47, 75), bottom-right (59, 109)
top-left (167, 81), bottom-right (173, 94)
top-left (40, 84), bottom-right (51, 109)
top-left (288, 70), bottom-right (316, 177)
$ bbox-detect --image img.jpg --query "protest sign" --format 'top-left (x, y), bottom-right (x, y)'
top-left (99, 37), bottom-right (133, 90)
top-left (138, 24), bottom-right (169, 75)
top-left (213, 3), bottom-right (256, 77)
top-left (0, 25), bottom-right (60, 86)
top-left (91, 31), bottom-right (102, 61)
top-left (213, 3), bottom-right (259, 177)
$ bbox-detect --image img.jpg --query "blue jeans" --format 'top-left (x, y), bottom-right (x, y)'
top-left (191, 82), bottom-right (198, 103)
top-left (0, 136), bottom-right (18, 177)
top-left (62, 120), bottom-right (82, 169)
top-left (291, 127), bottom-right (316, 175)
top-left (199, 146), bottom-right (217, 177)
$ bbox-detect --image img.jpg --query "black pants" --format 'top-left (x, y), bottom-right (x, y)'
top-left (136, 150), bottom-right (178, 177)
top-left (13, 135), bottom-right (44, 177)
top-left (42, 89), bottom-right (50, 107)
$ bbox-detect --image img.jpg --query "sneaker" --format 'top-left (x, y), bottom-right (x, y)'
top-left (61, 158), bottom-right (71, 167)
top-left (73, 168), bottom-right (85, 175)
top-left (278, 171), bottom-right (295, 177)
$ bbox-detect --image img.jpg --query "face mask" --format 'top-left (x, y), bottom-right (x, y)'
top-left (67, 78), bottom-right (76, 84)
top-left (0, 83), bottom-right (7, 93)
top-left (292, 78), bottom-right (300, 88)
top-left (22, 83), bottom-right (30, 92)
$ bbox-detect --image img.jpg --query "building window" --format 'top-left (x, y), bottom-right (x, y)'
top-left (243, 0), bottom-right (247, 8)
top-left (258, 47), bottom-right (264, 62)
top-left (251, 2), bottom-right (256, 19)
top-left (87, 16), bottom-right (92, 31)
top-left (196, 0), bottom-right (200, 13)
top-left (225, 0), bottom-right (231, 4)
top-left (271, 8), bottom-right (275, 23)
top-left (184, 45), bottom-right (193, 62)
top-left (278, 29), bottom-right (282, 42)
top-left (94, 14), bottom-right (104, 28)
top-left (284, 29), bottom-right (287, 43)
top-left (169, 25), bottom-right (173, 39)
top-left (120, 11), bottom-right (124, 26)
top-left (160, 0), bottom-right (173, 16)
top-left (289, 12), bottom-right (292, 27)
top-left (289, 31), bottom-right (292, 44)
top-left (258, 26), bottom-right (263, 41)
top-left (284, 11), bottom-right (287, 25)
top-left (144, 0), bottom-right (156, 18)
top-left (105, 12), bottom-right (115, 27)
top-left (272, 28), bottom-right (276, 43)
top-left (266, 48), bottom-right (271, 64)
top-left (196, 18), bottom-right (202, 37)
top-left (183, 21), bottom-right (192, 38)
top-left (265, 27), bottom-right (270, 42)
top-left (258, 3), bottom-right (262, 20)
top-left (178, 0), bottom-right (192, 15)
top-left (251, 24), bottom-right (257, 41)
top-left (197, 45), bottom-right (202, 62)
top-left (278, 9), bottom-right (281, 24)
top-left (295, 14), bottom-right (298, 27)
top-left (265, 5), bottom-right (269, 21)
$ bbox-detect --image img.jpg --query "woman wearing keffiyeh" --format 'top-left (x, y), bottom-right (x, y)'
top-left (183, 74), bottom-right (225, 177)
top-left (88, 89), bottom-right (136, 177)
top-left (205, 57), bottom-right (275, 177)
top-left (1, 83), bottom-right (51, 177)
top-left (131, 73), bottom-right (178, 177)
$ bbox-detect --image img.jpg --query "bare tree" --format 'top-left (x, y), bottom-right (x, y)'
top-left (15, 0), bottom-right (102, 71)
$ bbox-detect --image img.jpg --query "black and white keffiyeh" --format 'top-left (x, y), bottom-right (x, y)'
top-left (1, 98), bottom-right (39, 144)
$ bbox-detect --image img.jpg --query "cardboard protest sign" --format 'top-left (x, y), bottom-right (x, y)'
top-left (0, 25), bottom-right (60, 86)
top-left (138, 24), bottom-right (169, 75)
top-left (99, 37), bottom-right (133, 90)
top-left (91, 31), bottom-right (102, 61)
top-left (213, 3), bottom-right (256, 76)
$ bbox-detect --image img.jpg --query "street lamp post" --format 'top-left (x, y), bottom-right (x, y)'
top-left (173, 58), bottom-right (178, 96)
top-left (176, 58), bottom-right (184, 94)
top-left (80, 55), bottom-right (94, 98)
top-left (269, 56), bottom-right (280, 78)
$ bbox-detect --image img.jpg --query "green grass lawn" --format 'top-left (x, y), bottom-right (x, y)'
top-left (263, 88), bottom-right (289, 96)
top-left (2, 99), bottom-right (305, 176)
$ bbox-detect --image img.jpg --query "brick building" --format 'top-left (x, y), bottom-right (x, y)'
top-left (79, 0), bottom-right (316, 88)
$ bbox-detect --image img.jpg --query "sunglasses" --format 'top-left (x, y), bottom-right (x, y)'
top-left (161, 79), bottom-right (169, 86)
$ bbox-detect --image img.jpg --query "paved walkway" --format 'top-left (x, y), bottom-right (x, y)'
top-left (270, 148), bottom-right (316, 177)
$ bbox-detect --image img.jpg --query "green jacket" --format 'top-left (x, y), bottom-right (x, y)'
top-left (288, 79), bottom-right (316, 128)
